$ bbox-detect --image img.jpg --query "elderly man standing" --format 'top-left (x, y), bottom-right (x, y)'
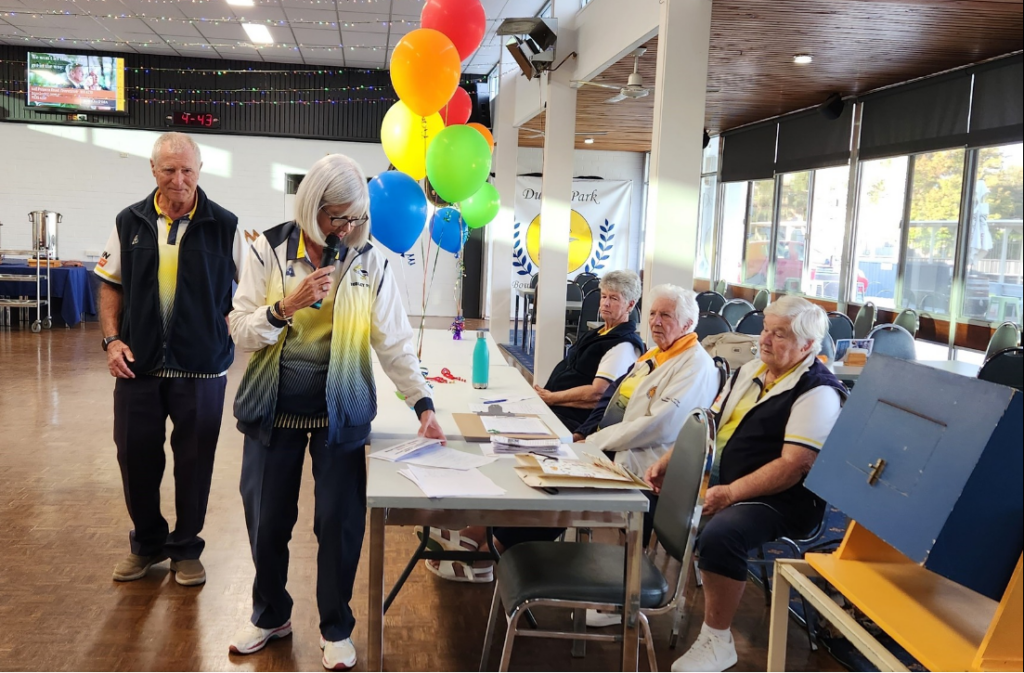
top-left (646, 296), bottom-right (847, 672)
top-left (95, 132), bottom-right (244, 586)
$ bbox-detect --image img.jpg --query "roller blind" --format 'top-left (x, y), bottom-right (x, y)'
top-left (775, 104), bottom-right (854, 173)
top-left (720, 122), bottom-right (777, 182)
top-left (859, 72), bottom-right (972, 160)
top-left (968, 54), bottom-right (1024, 148)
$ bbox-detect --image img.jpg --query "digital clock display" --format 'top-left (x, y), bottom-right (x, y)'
top-left (169, 111), bottom-right (221, 129)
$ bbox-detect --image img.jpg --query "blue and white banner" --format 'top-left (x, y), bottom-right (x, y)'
top-left (511, 176), bottom-right (632, 309)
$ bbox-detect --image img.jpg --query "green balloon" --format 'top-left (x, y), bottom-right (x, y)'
top-left (460, 183), bottom-right (500, 229)
top-left (426, 125), bottom-right (492, 203)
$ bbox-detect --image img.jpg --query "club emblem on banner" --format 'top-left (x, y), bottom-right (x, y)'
top-left (512, 213), bottom-right (616, 276)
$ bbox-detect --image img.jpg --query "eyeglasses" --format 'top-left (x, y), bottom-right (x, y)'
top-left (320, 207), bottom-right (368, 229)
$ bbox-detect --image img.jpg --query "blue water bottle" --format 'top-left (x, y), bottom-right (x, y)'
top-left (472, 330), bottom-right (490, 389)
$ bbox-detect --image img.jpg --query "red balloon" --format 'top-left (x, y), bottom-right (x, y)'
top-left (439, 87), bottom-right (472, 126)
top-left (420, 0), bottom-right (486, 62)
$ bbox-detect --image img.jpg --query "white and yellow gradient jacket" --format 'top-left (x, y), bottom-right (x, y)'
top-left (229, 221), bottom-right (433, 445)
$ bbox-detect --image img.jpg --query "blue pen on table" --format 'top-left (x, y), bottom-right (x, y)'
top-left (481, 398), bottom-right (508, 405)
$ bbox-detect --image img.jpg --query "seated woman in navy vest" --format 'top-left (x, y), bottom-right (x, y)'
top-left (533, 270), bottom-right (645, 432)
top-left (646, 296), bottom-right (847, 673)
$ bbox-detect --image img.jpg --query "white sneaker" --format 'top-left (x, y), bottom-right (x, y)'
top-left (320, 636), bottom-right (357, 671)
top-left (585, 609), bottom-right (623, 627)
top-left (670, 627), bottom-right (738, 672)
top-left (228, 620), bottom-right (292, 655)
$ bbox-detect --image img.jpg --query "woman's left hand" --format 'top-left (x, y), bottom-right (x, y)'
top-left (418, 410), bottom-right (447, 445)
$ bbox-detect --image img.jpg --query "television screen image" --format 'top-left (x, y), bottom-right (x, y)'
top-left (26, 52), bottom-right (126, 113)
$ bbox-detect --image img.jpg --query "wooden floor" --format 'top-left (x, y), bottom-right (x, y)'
top-left (0, 321), bottom-right (841, 672)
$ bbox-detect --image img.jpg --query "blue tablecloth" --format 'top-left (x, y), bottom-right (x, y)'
top-left (0, 261), bottom-right (98, 326)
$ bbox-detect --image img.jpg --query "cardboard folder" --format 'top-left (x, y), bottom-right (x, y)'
top-left (452, 413), bottom-right (558, 442)
top-left (514, 453), bottom-right (651, 491)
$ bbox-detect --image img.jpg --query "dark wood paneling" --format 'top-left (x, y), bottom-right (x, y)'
top-left (520, 0), bottom-right (1024, 152)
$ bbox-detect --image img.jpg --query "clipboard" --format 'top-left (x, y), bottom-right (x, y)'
top-left (514, 453), bottom-right (651, 491)
top-left (452, 413), bottom-right (558, 442)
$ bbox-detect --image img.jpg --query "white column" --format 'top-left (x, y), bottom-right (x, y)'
top-left (641, 0), bottom-right (712, 341)
top-left (489, 67), bottom-right (518, 345)
top-left (533, 29), bottom-right (578, 386)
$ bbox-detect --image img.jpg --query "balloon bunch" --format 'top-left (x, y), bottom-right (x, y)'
top-left (369, 0), bottom-right (499, 259)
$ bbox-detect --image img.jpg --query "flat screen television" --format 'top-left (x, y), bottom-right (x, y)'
top-left (26, 52), bottom-right (126, 114)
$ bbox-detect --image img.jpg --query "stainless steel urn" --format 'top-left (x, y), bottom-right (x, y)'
top-left (28, 210), bottom-right (61, 258)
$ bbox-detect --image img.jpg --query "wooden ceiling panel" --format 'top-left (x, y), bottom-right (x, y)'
top-left (518, 0), bottom-right (1024, 153)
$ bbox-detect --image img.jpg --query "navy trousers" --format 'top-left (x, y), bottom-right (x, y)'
top-left (240, 427), bottom-right (367, 642)
top-left (113, 375), bottom-right (226, 561)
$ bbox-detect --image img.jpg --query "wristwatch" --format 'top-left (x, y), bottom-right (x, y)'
top-left (102, 334), bottom-right (122, 351)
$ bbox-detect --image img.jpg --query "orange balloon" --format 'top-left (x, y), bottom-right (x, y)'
top-left (467, 122), bottom-right (494, 152)
top-left (390, 29), bottom-right (462, 117)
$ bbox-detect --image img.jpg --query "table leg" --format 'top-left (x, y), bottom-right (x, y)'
top-left (621, 512), bottom-right (642, 672)
top-left (767, 560), bottom-right (791, 672)
top-left (367, 508), bottom-right (386, 671)
top-left (513, 295), bottom-right (520, 346)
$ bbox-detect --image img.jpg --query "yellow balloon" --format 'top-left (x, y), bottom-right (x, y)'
top-left (380, 101), bottom-right (444, 181)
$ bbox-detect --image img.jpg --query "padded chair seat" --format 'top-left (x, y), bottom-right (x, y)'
top-left (496, 541), bottom-right (670, 613)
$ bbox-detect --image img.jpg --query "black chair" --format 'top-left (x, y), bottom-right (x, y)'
top-left (984, 321), bottom-right (1022, 362)
top-left (580, 277), bottom-right (600, 297)
top-left (574, 271), bottom-right (597, 286)
top-left (735, 310), bottom-right (765, 336)
top-left (712, 356), bottom-right (730, 394)
top-left (573, 289), bottom-right (602, 344)
top-left (721, 299), bottom-right (754, 329)
top-left (629, 305), bottom-right (641, 325)
top-left (853, 302), bottom-right (876, 339)
top-left (479, 409), bottom-right (716, 670)
top-left (819, 333), bottom-right (836, 365)
top-left (695, 311), bottom-right (732, 342)
top-left (978, 347), bottom-right (1024, 392)
top-left (564, 282), bottom-right (584, 339)
top-left (826, 311), bottom-right (854, 343)
top-left (866, 323), bottom-right (916, 360)
top-left (696, 291), bottom-right (727, 315)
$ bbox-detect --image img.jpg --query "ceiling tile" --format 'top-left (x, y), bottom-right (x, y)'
top-left (334, 0), bottom-right (393, 15)
top-left (142, 18), bottom-right (204, 39)
top-left (293, 27), bottom-right (341, 46)
top-left (342, 30), bottom-right (386, 48)
top-left (228, 6), bottom-right (288, 23)
top-left (336, 11), bottom-right (390, 32)
top-left (391, 0), bottom-right (425, 16)
top-left (191, 22), bottom-right (249, 42)
top-left (280, 7), bottom-right (340, 26)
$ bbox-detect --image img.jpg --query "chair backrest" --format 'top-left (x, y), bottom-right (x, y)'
top-left (978, 347), bottom-right (1024, 392)
top-left (985, 321), bottom-right (1022, 362)
top-left (529, 273), bottom-right (540, 289)
top-left (827, 311), bottom-right (855, 343)
top-left (894, 308), bottom-right (919, 337)
top-left (712, 356), bottom-right (730, 394)
top-left (818, 333), bottom-right (836, 365)
top-left (721, 299), bottom-right (754, 329)
top-left (574, 271), bottom-right (597, 285)
top-left (867, 323), bottom-right (916, 360)
top-left (566, 282), bottom-right (583, 303)
top-left (715, 279), bottom-right (727, 295)
top-left (629, 305), bottom-right (641, 325)
top-left (576, 289), bottom-right (602, 341)
top-left (696, 291), bottom-right (727, 315)
top-left (853, 302), bottom-right (876, 339)
top-left (652, 409), bottom-right (715, 563)
top-left (735, 310), bottom-right (765, 335)
top-left (581, 278), bottom-right (601, 296)
top-left (753, 289), bottom-right (771, 311)
top-left (695, 312), bottom-right (732, 342)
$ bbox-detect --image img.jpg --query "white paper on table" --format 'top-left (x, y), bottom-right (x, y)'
top-left (479, 443), bottom-right (579, 460)
top-left (370, 437), bottom-right (442, 462)
top-left (468, 399), bottom-right (549, 415)
top-left (398, 465), bottom-right (505, 498)
top-left (480, 416), bottom-right (551, 435)
top-left (402, 447), bottom-right (496, 470)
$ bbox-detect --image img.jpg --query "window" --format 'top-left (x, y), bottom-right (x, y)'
top-left (719, 182), bottom-right (749, 284)
top-left (774, 172), bottom-right (811, 292)
top-left (806, 165), bottom-right (850, 300)
top-left (904, 149), bottom-right (965, 314)
top-left (962, 143), bottom-right (1024, 323)
top-left (695, 175), bottom-right (717, 279)
top-left (742, 179), bottom-right (776, 286)
top-left (854, 156), bottom-right (909, 308)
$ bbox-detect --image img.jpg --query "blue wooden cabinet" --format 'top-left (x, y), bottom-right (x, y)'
top-left (806, 354), bottom-right (1023, 600)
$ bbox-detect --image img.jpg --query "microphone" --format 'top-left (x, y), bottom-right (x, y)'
top-left (310, 233), bottom-right (341, 310)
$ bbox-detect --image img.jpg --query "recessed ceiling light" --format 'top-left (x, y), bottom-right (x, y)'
top-left (227, 0), bottom-right (254, 6)
top-left (793, 54), bottom-right (813, 64)
top-left (584, 137), bottom-right (595, 144)
top-left (242, 23), bottom-right (273, 44)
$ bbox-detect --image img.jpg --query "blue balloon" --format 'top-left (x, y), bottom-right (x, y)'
top-left (430, 207), bottom-right (468, 254)
top-left (368, 171), bottom-right (427, 254)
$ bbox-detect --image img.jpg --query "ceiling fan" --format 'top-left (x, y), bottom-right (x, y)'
top-left (572, 47), bottom-right (650, 103)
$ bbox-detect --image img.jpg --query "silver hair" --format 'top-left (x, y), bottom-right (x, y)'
top-left (598, 270), bottom-right (641, 307)
top-left (764, 295), bottom-right (829, 355)
top-left (294, 154), bottom-right (370, 248)
top-left (151, 132), bottom-right (202, 165)
top-left (648, 284), bottom-right (699, 334)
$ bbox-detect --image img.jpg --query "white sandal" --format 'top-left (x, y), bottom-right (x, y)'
top-left (424, 559), bottom-right (494, 583)
top-left (416, 527), bottom-right (480, 553)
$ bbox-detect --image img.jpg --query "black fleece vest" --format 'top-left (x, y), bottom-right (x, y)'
top-left (546, 321), bottom-right (645, 391)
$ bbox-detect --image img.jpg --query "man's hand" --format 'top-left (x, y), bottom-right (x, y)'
top-left (702, 484), bottom-right (735, 516)
top-left (644, 451), bottom-right (672, 494)
top-left (572, 432), bottom-right (586, 443)
top-left (107, 340), bottom-right (136, 379)
top-left (417, 410), bottom-right (447, 445)
top-left (533, 385), bottom-right (554, 404)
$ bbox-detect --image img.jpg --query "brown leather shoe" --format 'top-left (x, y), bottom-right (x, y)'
top-left (170, 559), bottom-right (206, 586)
top-left (112, 553), bottom-right (168, 581)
